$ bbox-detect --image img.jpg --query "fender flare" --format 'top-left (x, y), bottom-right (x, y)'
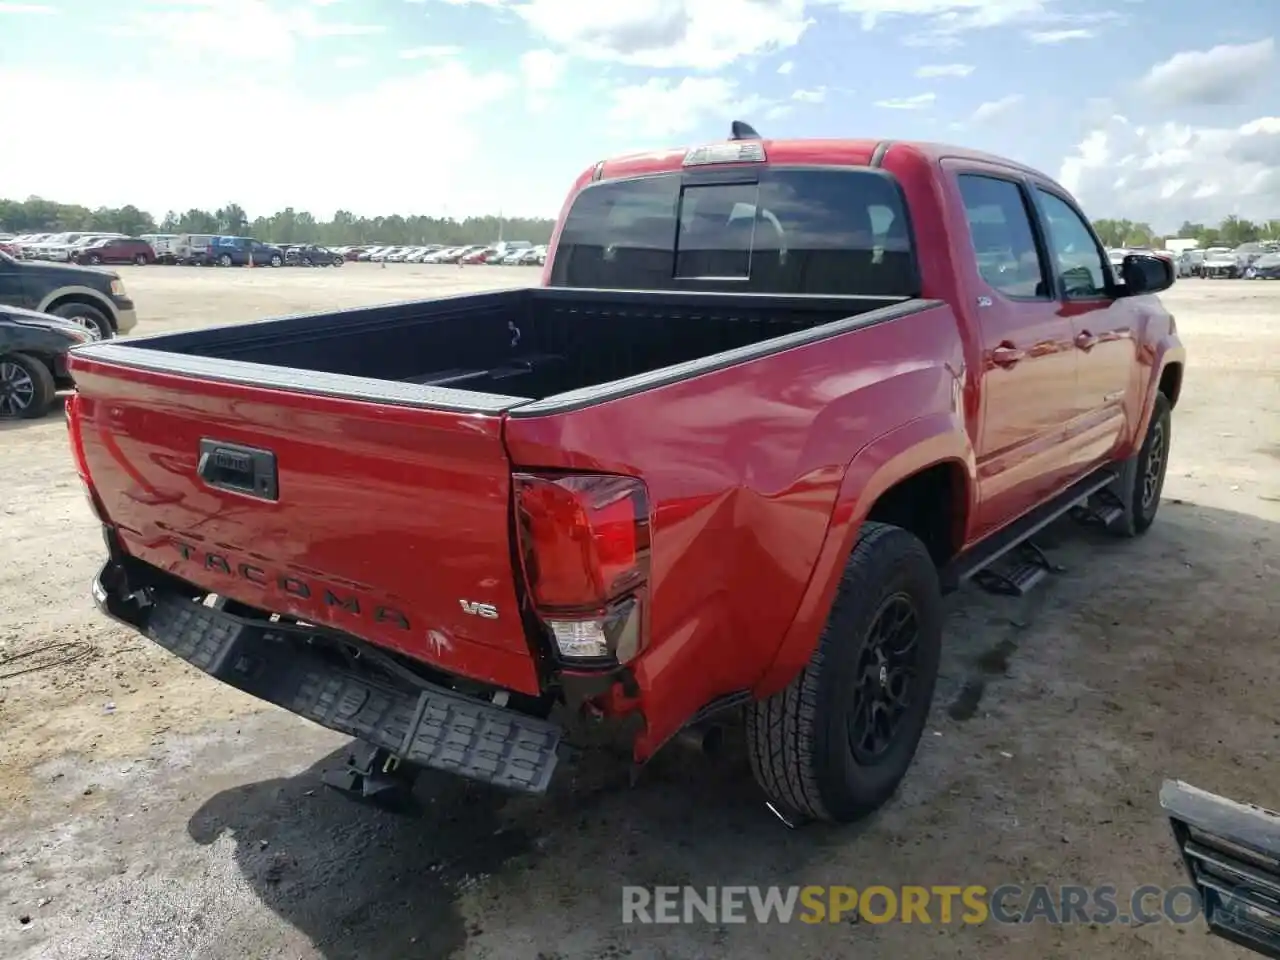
top-left (1131, 336), bottom-right (1186, 452)
top-left (751, 411), bottom-right (975, 698)
top-left (38, 286), bottom-right (119, 328)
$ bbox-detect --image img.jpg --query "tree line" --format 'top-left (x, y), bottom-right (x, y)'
top-left (4, 196), bottom-right (1279, 251)
top-left (0, 198), bottom-right (556, 247)
top-left (1091, 217), bottom-right (1280, 249)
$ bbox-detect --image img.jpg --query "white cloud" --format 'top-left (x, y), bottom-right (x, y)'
top-left (778, 60), bottom-right (794, 75)
top-left (1138, 38), bottom-right (1275, 107)
top-left (792, 85), bottom-right (827, 103)
top-left (607, 76), bottom-right (768, 140)
top-left (508, 0), bottom-right (812, 69)
top-left (399, 44), bottom-right (463, 58)
top-left (1059, 114), bottom-right (1280, 229)
top-left (0, 2), bottom-right (57, 12)
top-left (109, 0), bottom-right (384, 63)
top-left (1027, 27), bottom-right (1092, 43)
top-left (519, 48), bottom-right (567, 112)
top-left (971, 94), bottom-right (1023, 122)
top-left (820, 0), bottom-right (1045, 31)
top-left (334, 54), bottom-right (365, 68)
top-left (915, 63), bottom-right (973, 78)
top-left (875, 92), bottom-right (936, 110)
top-left (821, 0), bottom-right (1122, 48)
top-left (519, 48), bottom-right (566, 89)
top-left (0, 61), bottom-right (526, 219)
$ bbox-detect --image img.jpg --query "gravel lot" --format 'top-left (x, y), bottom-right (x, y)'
top-left (1, 265), bottom-right (1277, 960)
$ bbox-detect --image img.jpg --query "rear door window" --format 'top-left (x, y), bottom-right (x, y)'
top-left (550, 168), bottom-right (918, 296)
top-left (955, 174), bottom-right (1050, 300)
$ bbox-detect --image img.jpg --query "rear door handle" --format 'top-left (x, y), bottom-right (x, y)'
top-left (991, 344), bottom-right (1024, 367)
top-left (1075, 331), bottom-right (1098, 350)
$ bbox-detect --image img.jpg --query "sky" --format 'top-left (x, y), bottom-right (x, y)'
top-left (0, 0), bottom-right (1276, 232)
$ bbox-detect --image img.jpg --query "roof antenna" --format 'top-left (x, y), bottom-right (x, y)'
top-left (730, 120), bottom-right (761, 141)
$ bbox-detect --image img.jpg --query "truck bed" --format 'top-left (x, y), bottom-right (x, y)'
top-left (77, 287), bottom-right (913, 413)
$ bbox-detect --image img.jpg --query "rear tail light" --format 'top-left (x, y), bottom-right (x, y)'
top-left (513, 473), bottom-right (650, 665)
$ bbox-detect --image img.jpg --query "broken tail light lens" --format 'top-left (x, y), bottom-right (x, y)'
top-left (513, 473), bottom-right (651, 664)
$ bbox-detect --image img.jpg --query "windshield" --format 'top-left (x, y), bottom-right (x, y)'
top-left (550, 167), bottom-right (917, 296)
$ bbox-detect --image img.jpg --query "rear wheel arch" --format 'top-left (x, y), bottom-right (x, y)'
top-left (1159, 361), bottom-right (1182, 407)
top-left (752, 419), bottom-right (975, 699)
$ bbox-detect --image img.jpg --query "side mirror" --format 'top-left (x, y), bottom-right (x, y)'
top-left (1121, 253), bottom-right (1174, 296)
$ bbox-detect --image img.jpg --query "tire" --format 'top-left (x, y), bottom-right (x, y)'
top-left (270, 255), bottom-right (282, 267)
top-left (0, 352), bottom-right (57, 419)
top-left (52, 302), bottom-right (113, 341)
top-left (135, 254), bottom-right (148, 266)
top-left (219, 254), bottom-right (233, 267)
top-left (746, 522), bottom-right (943, 824)
top-left (88, 255), bottom-right (102, 265)
top-left (331, 258), bottom-right (343, 267)
top-left (1111, 391), bottom-right (1171, 537)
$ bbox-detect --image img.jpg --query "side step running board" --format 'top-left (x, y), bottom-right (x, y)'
top-left (943, 468), bottom-right (1118, 596)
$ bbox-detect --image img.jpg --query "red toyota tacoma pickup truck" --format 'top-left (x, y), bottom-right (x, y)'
top-left (66, 128), bottom-right (1185, 824)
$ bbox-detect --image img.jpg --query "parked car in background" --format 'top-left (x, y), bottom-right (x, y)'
top-left (406, 245), bottom-right (444, 263)
top-left (10, 233), bottom-right (52, 257)
top-left (424, 246), bottom-right (464, 263)
top-left (284, 244), bottom-right (344, 267)
top-left (173, 234), bottom-right (214, 265)
top-left (142, 234), bottom-right (181, 264)
top-left (0, 248), bottom-right (138, 340)
top-left (0, 303), bottom-right (94, 418)
top-left (460, 246), bottom-right (493, 264)
top-left (31, 232), bottom-right (123, 261)
top-left (74, 237), bottom-right (156, 266)
top-left (1202, 247), bottom-right (1241, 278)
top-left (1245, 252), bottom-right (1280, 279)
top-left (208, 236), bottom-right (284, 267)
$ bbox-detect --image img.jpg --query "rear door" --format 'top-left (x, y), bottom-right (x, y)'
top-left (70, 357), bottom-right (543, 694)
top-left (1029, 185), bottom-right (1139, 465)
top-left (945, 165), bottom-right (1080, 536)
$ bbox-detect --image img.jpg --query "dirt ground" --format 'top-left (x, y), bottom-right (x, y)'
top-left (1, 264), bottom-right (1277, 960)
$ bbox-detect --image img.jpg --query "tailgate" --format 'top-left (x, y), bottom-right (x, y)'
top-left (69, 354), bottom-right (543, 695)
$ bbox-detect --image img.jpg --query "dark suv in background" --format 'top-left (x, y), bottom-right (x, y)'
top-left (0, 250), bottom-right (137, 340)
top-left (207, 236), bottom-right (284, 267)
top-left (74, 237), bottom-right (156, 266)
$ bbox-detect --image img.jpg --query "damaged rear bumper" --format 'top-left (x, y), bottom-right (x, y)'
top-left (92, 551), bottom-right (563, 795)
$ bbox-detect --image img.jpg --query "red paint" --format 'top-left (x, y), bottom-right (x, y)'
top-left (69, 138), bottom-right (1184, 763)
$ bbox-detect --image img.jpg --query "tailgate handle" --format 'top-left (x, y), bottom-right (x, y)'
top-left (197, 440), bottom-right (279, 501)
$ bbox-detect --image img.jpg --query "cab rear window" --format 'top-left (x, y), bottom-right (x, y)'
top-left (549, 168), bottom-right (918, 296)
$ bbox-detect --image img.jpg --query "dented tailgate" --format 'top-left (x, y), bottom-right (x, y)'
top-left (70, 356), bottom-right (542, 696)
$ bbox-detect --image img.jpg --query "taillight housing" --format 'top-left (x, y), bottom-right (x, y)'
top-left (513, 473), bottom-right (651, 665)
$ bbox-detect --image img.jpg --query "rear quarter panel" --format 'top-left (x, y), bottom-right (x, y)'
top-left (503, 302), bottom-right (972, 755)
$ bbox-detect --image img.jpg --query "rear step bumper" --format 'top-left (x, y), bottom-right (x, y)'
top-left (91, 559), bottom-right (562, 795)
